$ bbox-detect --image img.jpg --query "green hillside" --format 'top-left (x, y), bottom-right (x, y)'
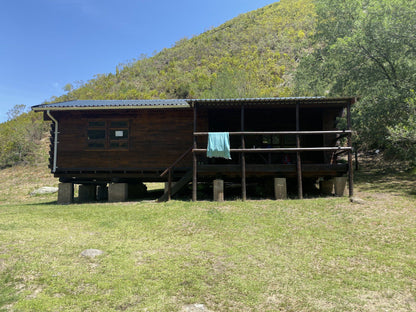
top-left (50, 0), bottom-right (316, 102)
top-left (7, 0), bottom-right (414, 167)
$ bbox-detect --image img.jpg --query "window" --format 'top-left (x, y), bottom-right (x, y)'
top-left (87, 120), bottom-right (129, 150)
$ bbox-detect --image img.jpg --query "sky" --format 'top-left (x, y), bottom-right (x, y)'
top-left (0, 0), bottom-right (278, 122)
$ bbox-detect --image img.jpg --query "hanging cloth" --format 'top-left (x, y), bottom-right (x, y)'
top-left (207, 132), bottom-right (231, 159)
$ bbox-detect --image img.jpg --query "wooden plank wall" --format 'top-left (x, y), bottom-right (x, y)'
top-left (52, 109), bottom-right (195, 170)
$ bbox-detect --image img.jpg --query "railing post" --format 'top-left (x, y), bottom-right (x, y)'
top-left (296, 103), bottom-right (303, 199)
top-left (241, 105), bottom-right (246, 201)
top-left (192, 104), bottom-right (198, 201)
top-left (347, 100), bottom-right (354, 197)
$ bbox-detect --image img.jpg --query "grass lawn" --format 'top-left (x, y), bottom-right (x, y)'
top-left (0, 161), bottom-right (415, 311)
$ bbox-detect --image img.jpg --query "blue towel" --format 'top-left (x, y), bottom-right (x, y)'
top-left (207, 132), bottom-right (231, 159)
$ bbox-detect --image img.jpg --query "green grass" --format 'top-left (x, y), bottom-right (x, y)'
top-left (0, 163), bottom-right (415, 311)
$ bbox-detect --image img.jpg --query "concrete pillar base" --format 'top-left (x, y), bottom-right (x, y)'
top-left (79, 184), bottom-right (96, 202)
top-left (274, 178), bottom-right (287, 199)
top-left (97, 185), bottom-right (108, 201)
top-left (334, 177), bottom-right (347, 197)
top-left (213, 179), bottom-right (224, 202)
top-left (320, 180), bottom-right (334, 195)
top-left (58, 183), bottom-right (74, 204)
top-left (128, 182), bottom-right (147, 199)
top-left (108, 183), bottom-right (128, 202)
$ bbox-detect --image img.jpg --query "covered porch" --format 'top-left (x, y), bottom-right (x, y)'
top-left (186, 97), bottom-right (356, 200)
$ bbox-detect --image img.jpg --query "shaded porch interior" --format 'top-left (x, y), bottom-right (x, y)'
top-left (185, 99), bottom-right (354, 200)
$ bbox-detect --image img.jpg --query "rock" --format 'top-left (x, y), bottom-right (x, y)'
top-left (30, 187), bottom-right (59, 196)
top-left (182, 304), bottom-right (211, 312)
top-left (80, 249), bottom-right (104, 258)
top-left (350, 197), bottom-right (366, 204)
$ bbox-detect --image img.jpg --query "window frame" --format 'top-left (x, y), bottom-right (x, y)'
top-left (86, 119), bottom-right (130, 151)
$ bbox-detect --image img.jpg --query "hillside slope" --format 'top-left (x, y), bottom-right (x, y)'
top-left (49, 0), bottom-right (315, 102)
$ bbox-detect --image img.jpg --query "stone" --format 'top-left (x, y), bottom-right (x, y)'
top-left (350, 197), bottom-right (366, 204)
top-left (30, 187), bottom-right (58, 196)
top-left (80, 249), bottom-right (104, 258)
top-left (182, 304), bottom-right (211, 312)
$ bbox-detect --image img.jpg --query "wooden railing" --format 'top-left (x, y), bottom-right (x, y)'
top-left (160, 146), bottom-right (193, 201)
top-left (193, 130), bottom-right (352, 153)
top-left (191, 130), bottom-right (353, 201)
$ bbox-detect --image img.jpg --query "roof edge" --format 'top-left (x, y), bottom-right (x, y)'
top-left (32, 104), bottom-right (190, 112)
top-left (32, 97), bottom-right (358, 111)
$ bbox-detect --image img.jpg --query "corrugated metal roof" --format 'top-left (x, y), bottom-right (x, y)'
top-left (189, 97), bottom-right (326, 102)
top-left (32, 97), bottom-right (357, 111)
top-left (188, 97), bottom-right (356, 107)
top-left (32, 99), bottom-right (191, 111)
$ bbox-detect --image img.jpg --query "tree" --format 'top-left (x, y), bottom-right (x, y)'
top-left (295, 0), bottom-right (416, 161)
top-left (387, 93), bottom-right (416, 165)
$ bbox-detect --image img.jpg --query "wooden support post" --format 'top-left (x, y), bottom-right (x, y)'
top-left (347, 101), bottom-right (354, 197)
top-left (355, 149), bottom-right (359, 171)
top-left (296, 103), bottom-right (303, 199)
top-left (241, 105), bottom-right (246, 201)
top-left (192, 104), bottom-right (198, 202)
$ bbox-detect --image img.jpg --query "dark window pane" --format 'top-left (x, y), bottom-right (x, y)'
top-left (110, 121), bottom-right (128, 128)
top-left (88, 130), bottom-right (106, 140)
top-left (88, 121), bottom-right (105, 127)
top-left (284, 135), bottom-right (296, 146)
top-left (110, 129), bottom-right (128, 140)
top-left (272, 135), bottom-right (280, 145)
top-left (110, 141), bottom-right (128, 149)
top-left (88, 141), bottom-right (105, 149)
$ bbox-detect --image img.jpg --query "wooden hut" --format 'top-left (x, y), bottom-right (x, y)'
top-left (32, 97), bottom-right (356, 202)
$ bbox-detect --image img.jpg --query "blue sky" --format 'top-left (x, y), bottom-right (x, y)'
top-left (0, 0), bottom-right (277, 122)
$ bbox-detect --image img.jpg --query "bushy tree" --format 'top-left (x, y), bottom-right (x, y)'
top-left (387, 93), bottom-right (416, 164)
top-left (295, 0), bottom-right (416, 163)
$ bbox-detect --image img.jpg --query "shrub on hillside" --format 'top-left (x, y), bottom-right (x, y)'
top-left (0, 105), bottom-right (48, 168)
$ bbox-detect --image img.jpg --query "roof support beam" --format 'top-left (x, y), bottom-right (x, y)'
top-left (192, 104), bottom-right (198, 202)
top-left (296, 103), bottom-right (303, 199)
top-left (241, 105), bottom-right (246, 201)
